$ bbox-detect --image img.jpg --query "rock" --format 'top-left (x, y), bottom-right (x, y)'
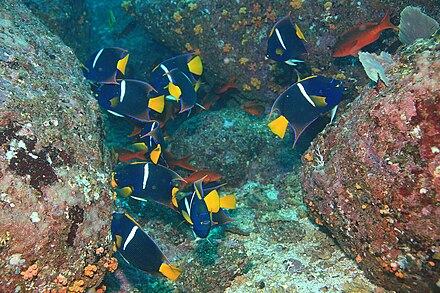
top-left (169, 108), bottom-right (294, 187)
top-left (133, 1), bottom-right (439, 105)
top-left (0, 1), bottom-right (112, 292)
top-left (299, 36), bottom-right (440, 292)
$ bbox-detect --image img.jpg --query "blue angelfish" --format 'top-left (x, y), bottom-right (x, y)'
top-left (111, 162), bottom-right (184, 209)
top-left (84, 47), bottom-right (129, 83)
top-left (111, 212), bottom-right (182, 280)
top-left (266, 13), bottom-right (307, 65)
top-left (268, 75), bottom-right (344, 148)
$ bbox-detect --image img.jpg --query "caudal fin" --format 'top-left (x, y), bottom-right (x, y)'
top-left (379, 10), bottom-right (397, 30)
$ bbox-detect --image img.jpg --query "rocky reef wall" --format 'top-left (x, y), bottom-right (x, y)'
top-left (0, 1), bottom-right (113, 292)
top-left (133, 0), bottom-right (439, 105)
top-left (299, 37), bottom-right (440, 292)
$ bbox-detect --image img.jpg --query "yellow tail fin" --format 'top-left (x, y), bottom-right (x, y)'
top-left (150, 144), bottom-right (161, 164)
top-left (117, 54), bottom-right (129, 74)
top-left (148, 95), bottom-right (165, 113)
top-left (159, 263), bottom-right (182, 281)
top-left (188, 55), bottom-right (203, 75)
top-left (220, 194), bottom-right (236, 210)
top-left (204, 190), bottom-right (220, 213)
top-left (268, 116), bottom-right (289, 139)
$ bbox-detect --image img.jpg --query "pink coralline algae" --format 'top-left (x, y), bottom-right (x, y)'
top-left (299, 37), bottom-right (439, 292)
top-left (0, 1), bottom-right (113, 292)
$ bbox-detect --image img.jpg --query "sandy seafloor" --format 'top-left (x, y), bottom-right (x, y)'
top-left (223, 180), bottom-right (379, 293)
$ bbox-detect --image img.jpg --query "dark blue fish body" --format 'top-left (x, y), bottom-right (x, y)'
top-left (269, 76), bottom-right (344, 148)
top-left (112, 162), bottom-right (183, 209)
top-left (169, 69), bottom-right (198, 112)
top-left (266, 14), bottom-right (307, 65)
top-left (149, 69), bottom-right (198, 113)
top-left (84, 47), bottom-right (129, 83)
top-left (139, 121), bottom-right (164, 149)
top-left (96, 79), bottom-right (155, 121)
top-left (111, 212), bottom-right (182, 280)
top-left (131, 121), bottom-right (165, 164)
top-left (176, 179), bottom-right (211, 238)
top-left (175, 179), bottom-right (236, 238)
top-left (149, 53), bottom-right (203, 85)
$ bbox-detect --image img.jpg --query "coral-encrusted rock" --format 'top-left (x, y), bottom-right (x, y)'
top-left (299, 38), bottom-right (440, 292)
top-left (169, 108), bottom-right (293, 187)
top-left (133, 1), bottom-right (439, 104)
top-left (0, 1), bottom-right (112, 292)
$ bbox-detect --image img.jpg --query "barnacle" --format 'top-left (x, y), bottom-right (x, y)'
top-left (250, 77), bottom-right (261, 90)
top-left (69, 280), bottom-right (85, 293)
top-left (194, 24), bottom-right (203, 35)
top-left (239, 7), bottom-right (247, 15)
top-left (251, 3), bottom-right (261, 14)
top-left (242, 84), bottom-right (251, 91)
top-left (324, 1), bottom-right (332, 9)
top-left (55, 274), bottom-right (68, 286)
top-left (188, 3), bottom-right (198, 11)
top-left (103, 257), bottom-right (118, 272)
top-left (223, 43), bottom-right (232, 53)
top-left (21, 264), bottom-right (38, 280)
top-left (173, 11), bottom-right (183, 23)
top-left (239, 57), bottom-right (249, 65)
top-left (84, 264), bottom-right (98, 278)
top-left (290, 0), bottom-right (302, 10)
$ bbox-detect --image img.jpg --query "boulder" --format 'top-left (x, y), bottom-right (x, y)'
top-left (299, 37), bottom-right (440, 292)
top-left (0, 1), bottom-right (113, 292)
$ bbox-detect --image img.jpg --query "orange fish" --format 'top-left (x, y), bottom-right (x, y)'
top-left (200, 93), bottom-right (221, 111)
top-left (164, 151), bottom-right (198, 171)
top-left (116, 148), bottom-right (147, 162)
top-left (243, 101), bottom-right (265, 116)
top-left (184, 170), bottom-right (222, 184)
top-left (214, 76), bottom-right (238, 94)
top-left (128, 125), bottom-right (142, 137)
top-left (332, 10), bottom-right (396, 57)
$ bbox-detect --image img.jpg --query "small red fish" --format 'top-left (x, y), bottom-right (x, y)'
top-left (243, 101), bottom-right (265, 116)
top-left (214, 76), bottom-right (238, 94)
top-left (116, 148), bottom-right (147, 162)
top-left (128, 125), bottom-right (142, 137)
top-left (332, 10), bottom-right (397, 57)
top-left (200, 93), bottom-right (221, 111)
top-left (164, 151), bottom-right (198, 171)
top-left (184, 170), bottom-right (222, 184)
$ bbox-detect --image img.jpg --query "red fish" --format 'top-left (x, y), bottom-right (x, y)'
top-left (164, 151), bottom-right (198, 171)
top-left (214, 76), bottom-right (238, 94)
top-left (184, 170), bottom-right (222, 184)
top-left (243, 102), bottom-right (265, 116)
top-left (116, 148), bottom-right (147, 162)
top-left (332, 10), bottom-right (396, 57)
top-left (200, 93), bottom-right (221, 111)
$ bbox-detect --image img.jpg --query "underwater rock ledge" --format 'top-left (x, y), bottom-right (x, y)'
top-left (0, 1), bottom-right (113, 292)
top-left (299, 36), bottom-right (440, 292)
